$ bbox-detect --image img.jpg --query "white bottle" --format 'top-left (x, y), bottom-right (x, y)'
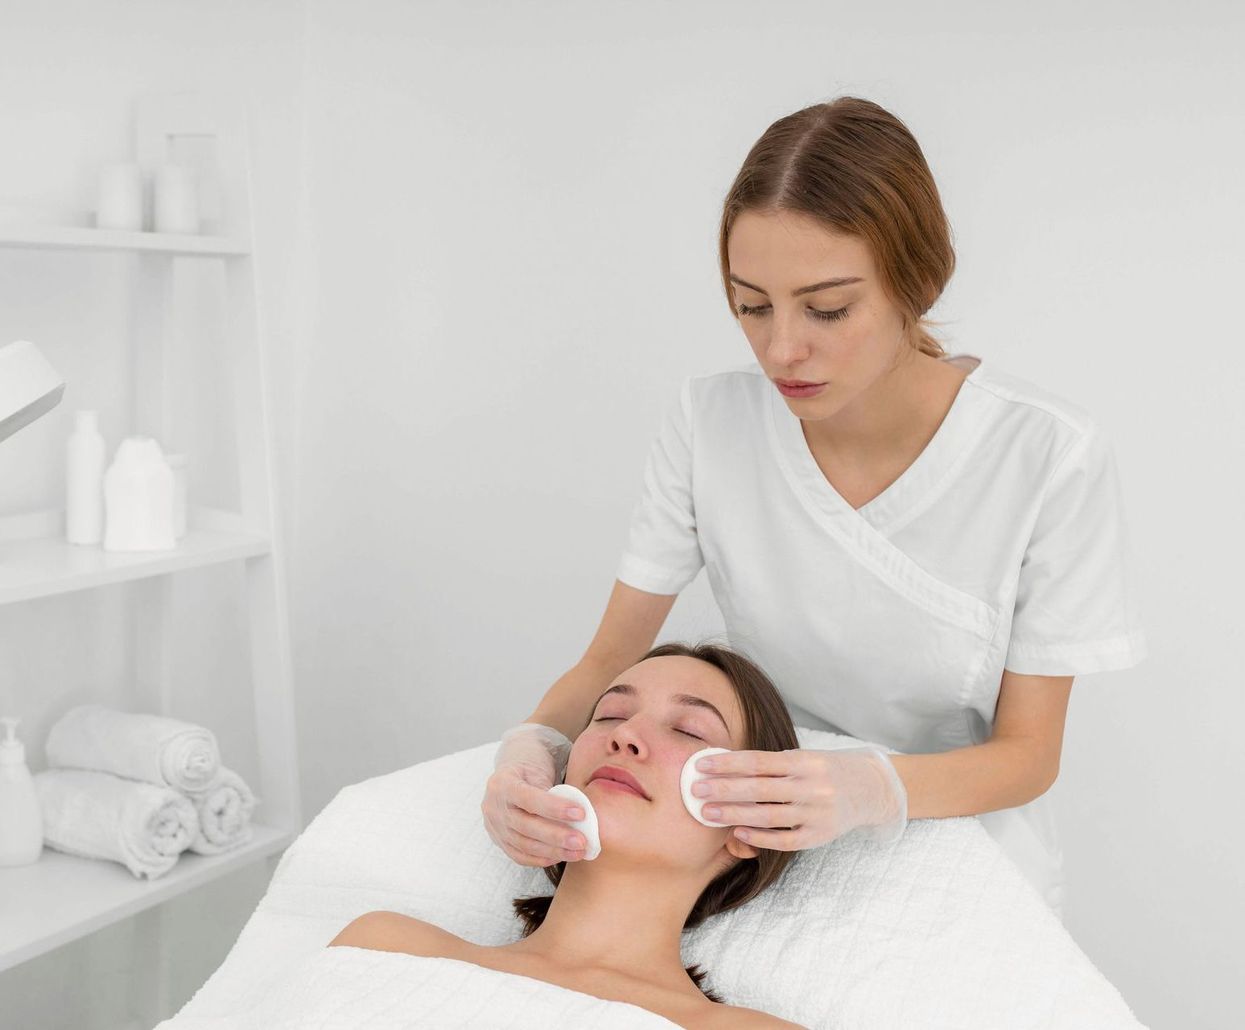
top-left (165, 452), bottom-right (188, 538)
top-left (0, 717), bottom-right (44, 867)
top-left (103, 436), bottom-right (177, 552)
top-left (66, 410), bottom-right (106, 545)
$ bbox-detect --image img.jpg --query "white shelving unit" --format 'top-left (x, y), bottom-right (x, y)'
top-left (0, 92), bottom-right (301, 1001)
top-left (0, 225), bottom-right (250, 257)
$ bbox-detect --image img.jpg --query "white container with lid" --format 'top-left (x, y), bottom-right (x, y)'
top-left (0, 717), bottom-right (44, 867)
top-left (95, 162), bottom-right (144, 232)
top-left (153, 163), bottom-right (199, 234)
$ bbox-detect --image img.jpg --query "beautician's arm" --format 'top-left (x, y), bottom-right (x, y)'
top-left (524, 579), bottom-right (678, 740)
top-left (887, 670), bottom-right (1074, 819)
top-left (482, 581), bottom-right (678, 867)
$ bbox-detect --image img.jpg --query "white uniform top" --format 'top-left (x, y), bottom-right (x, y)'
top-left (615, 353), bottom-right (1148, 918)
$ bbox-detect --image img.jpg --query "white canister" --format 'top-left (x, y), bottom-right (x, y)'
top-left (103, 437), bottom-right (177, 552)
top-left (165, 452), bottom-right (188, 538)
top-left (66, 410), bottom-right (106, 545)
top-left (95, 162), bottom-right (144, 231)
top-left (153, 164), bottom-right (199, 234)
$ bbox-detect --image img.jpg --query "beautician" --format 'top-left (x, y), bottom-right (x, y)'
top-left (481, 96), bottom-right (1148, 921)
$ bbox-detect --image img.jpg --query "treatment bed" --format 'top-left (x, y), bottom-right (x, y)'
top-left (154, 726), bottom-right (1146, 1028)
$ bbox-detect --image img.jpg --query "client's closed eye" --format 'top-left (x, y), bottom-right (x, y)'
top-left (592, 716), bottom-right (704, 742)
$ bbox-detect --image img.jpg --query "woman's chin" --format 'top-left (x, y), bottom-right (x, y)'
top-left (587, 827), bottom-right (711, 868)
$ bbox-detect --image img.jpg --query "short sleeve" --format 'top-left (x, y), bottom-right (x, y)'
top-left (614, 376), bottom-right (705, 595)
top-left (1004, 422), bottom-right (1149, 676)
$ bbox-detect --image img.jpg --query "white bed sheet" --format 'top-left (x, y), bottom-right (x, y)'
top-left (155, 946), bottom-right (682, 1029)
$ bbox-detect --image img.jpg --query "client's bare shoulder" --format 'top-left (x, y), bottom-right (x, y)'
top-left (705, 1003), bottom-right (808, 1029)
top-left (327, 910), bottom-right (460, 958)
top-left (666, 992), bottom-right (804, 1030)
top-left (327, 914), bottom-right (806, 1028)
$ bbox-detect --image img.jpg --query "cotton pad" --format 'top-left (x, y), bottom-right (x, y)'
top-left (547, 783), bottom-right (600, 860)
top-left (681, 746), bottom-right (734, 827)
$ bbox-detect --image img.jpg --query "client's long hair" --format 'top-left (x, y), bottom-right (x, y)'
top-left (511, 640), bottom-right (801, 1003)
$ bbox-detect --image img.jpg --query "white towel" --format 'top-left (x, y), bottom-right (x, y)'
top-left (33, 767), bottom-right (199, 880)
top-left (46, 703), bottom-right (220, 792)
top-left (183, 766), bottom-right (258, 855)
top-left (157, 946), bottom-right (682, 1029)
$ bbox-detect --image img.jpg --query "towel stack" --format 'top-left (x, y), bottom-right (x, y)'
top-left (31, 704), bottom-right (259, 880)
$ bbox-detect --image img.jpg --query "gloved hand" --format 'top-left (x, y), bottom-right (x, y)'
top-left (481, 722), bottom-right (589, 867)
top-left (689, 745), bottom-right (908, 849)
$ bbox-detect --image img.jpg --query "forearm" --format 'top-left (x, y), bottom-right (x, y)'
top-left (524, 654), bottom-right (624, 744)
top-left (887, 738), bottom-right (1055, 820)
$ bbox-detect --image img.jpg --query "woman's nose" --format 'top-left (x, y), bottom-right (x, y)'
top-left (766, 325), bottom-right (812, 365)
top-left (608, 719), bottom-right (649, 752)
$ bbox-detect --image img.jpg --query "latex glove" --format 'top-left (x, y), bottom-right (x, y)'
top-left (481, 722), bottom-right (587, 867)
top-left (691, 745), bottom-right (908, 850)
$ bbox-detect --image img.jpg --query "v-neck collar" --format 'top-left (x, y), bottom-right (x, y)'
top-left (767, 353), bottom-right (988, 534)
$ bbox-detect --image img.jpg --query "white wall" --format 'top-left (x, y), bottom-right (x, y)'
top-left (1, 2), bottom-right (1239, 1027)
top-left (294, 9), bottom-right (1242, 1026)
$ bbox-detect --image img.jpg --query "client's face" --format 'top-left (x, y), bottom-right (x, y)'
top-left (564, 655), bottom-right (760, 871)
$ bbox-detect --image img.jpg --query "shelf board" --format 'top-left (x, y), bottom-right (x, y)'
top-left (0, 822), bottom-right (295, 973)
top-left (0, 224), bottom-right (250, 256)
top-left (0, 527), bottom-right (272, 605)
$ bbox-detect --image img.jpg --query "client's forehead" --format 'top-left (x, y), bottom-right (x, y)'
top-left (599, 656), bottom-right (739, 737)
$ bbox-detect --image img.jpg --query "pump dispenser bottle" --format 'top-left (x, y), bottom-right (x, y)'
top-left (0, 717), bottom-right (44, 866)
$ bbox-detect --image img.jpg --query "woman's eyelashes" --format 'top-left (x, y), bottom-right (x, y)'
top-left (592, 716), bottom-right (704, 741)
top-left (737, 302), bottom-right (850, 323)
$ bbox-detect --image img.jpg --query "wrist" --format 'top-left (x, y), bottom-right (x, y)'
top-left (498, 722), bottom-right (573, 774)
top-left (857, 746), bottom-right (909, 843)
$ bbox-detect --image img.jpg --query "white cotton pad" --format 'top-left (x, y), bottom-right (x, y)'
top-left (547, 783), bottom-right (601, 860)
top-left (681, 746), bottom-right (734, 827)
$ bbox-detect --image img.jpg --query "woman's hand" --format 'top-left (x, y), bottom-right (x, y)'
top-left (691, 746), bottom-right (908, 850)
top-left (481, 722), bottom-right (590, 867)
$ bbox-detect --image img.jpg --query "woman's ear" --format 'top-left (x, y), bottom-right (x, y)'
top-left (724, 833), bottom-right (760, 862)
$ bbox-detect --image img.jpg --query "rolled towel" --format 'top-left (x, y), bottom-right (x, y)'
top-left (33, 767), bottom-right (199, 880)
top-left (46, 703), bottom-right (220, 792)
top-left (183, 765), bottom-right (258, 855)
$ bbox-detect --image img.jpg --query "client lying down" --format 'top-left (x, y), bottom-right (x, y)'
top-left (330, 640), bottom-right (809, 1028)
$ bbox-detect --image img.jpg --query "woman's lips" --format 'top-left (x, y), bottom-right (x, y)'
top-left (590, 772), bottom-right (652, 797)
top-left (589, 778), bottom-right (647, 799)
top-left (589, 765), bottom-right (649, 798)
top-left (776, 381), bottom-right (826, 398)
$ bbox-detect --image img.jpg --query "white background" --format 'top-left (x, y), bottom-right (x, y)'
top-left (0, 2), bottom-right (1239, 1027)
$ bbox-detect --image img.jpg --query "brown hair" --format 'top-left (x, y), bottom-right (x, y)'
top-left (511, 640), bottom-right (801, 1003)
top-left (718, 95), bottom-right (955, 358)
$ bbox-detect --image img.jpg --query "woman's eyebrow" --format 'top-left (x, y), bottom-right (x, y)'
top-left (730, 273), bottom-right (864, 297)
top-left (594, 683), bottom-right (729, 733)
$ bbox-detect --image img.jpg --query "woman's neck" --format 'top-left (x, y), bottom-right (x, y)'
top-left (500, 859), bottom-right (710, 997)
top-left (801, 349), bottom-right (958, 459)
